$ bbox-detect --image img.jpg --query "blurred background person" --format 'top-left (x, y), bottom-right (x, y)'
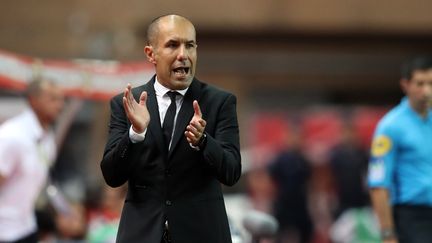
top-left (0, 78), bottom-right (64, 242)
top-left (368, 56), bottom-right (432, 243)
top-left (267, 129), bottom-right (314, 243)
top-left (86, 184), bottom-right (127, 243)
top-left (53, 201), bottom-right (87, 242)
top-left (328, 121), bottom-right (379, 243)
top-left (329, 122), bottom-right (370, 219)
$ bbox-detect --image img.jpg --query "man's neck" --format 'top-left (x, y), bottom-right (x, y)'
top-left (34, 112), bottom-right (50, 131)
top-left (409, 99), bottom-right (429, 119)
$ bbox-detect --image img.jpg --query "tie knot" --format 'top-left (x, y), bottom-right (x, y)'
top-left (167, 91), bottom-right (178, 102)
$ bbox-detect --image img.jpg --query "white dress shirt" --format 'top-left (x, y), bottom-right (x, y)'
top-left (0, 109), bottom-right (56, 241)
top-left (129, 78), bottom-right (188, 150)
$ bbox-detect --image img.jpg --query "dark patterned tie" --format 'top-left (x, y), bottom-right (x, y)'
top-left (163, 91), bottom-right (178, 150)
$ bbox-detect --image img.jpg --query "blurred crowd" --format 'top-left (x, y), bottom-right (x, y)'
top-left (0, 82), bottom-right (382, 243)
top-left (35, 184), bottom-right (126, 243)
top-left (1, 55), bottom-right (430, 243)
top-left (9, 116), bottom-right (380, 243)
top-left (243, 114), bottom-right (381, 243)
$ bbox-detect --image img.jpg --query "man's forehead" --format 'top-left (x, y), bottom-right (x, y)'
top-left (164, 36), bottom-right (196, 43)
top-left (149, 15), bottom-right (196, 45)
top-left (412, 69), bottom-right (432, 80)
top-left (158, 26), bottom-right (196, 43)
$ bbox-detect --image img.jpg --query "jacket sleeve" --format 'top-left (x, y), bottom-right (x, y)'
top-left (100, 95), bottom-right (142, 187)
top-left (201, 94), bottom-right (241, 186)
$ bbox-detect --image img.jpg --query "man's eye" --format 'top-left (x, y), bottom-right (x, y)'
top-left (167, 43), bottom-right (178, 48)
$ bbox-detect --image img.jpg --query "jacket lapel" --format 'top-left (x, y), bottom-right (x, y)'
top-left (169, 79), bottom-right (201, 158)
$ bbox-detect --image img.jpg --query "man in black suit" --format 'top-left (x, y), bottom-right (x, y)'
top-left (100, 14), bottom-right (241, 243)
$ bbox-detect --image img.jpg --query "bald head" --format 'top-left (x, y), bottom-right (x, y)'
top-left (26, 78), bottom-right (64, 128)
top-left (146, 14), bottom-right (195, 46)
top-left (25, 78), bottom-right (54, 99)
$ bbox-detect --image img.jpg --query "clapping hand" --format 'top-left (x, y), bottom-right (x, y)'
top-left (122, 83), bottom-right (150, 133)
top-left (185, 100), bottom-right (206, 146)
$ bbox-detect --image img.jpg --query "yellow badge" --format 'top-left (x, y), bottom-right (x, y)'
top-left (371, 135), bottom-right (392, 157)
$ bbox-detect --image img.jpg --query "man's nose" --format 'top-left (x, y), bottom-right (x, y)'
top-left (424, 82), bottom-right (432, 95)
top-left (424, 84), bottom-right (432, 101)
top-left (177, 45), bottom-right (187, 60)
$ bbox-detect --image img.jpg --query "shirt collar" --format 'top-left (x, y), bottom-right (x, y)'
top-left (400, 96), bottom-right (409, 106)
top-left (154, 77), bottom-right (188, 97)
top-left (400, 96), bottom-right (432, 121)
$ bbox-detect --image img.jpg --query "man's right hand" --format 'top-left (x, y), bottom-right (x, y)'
top-left (122, 83), bottom-right (150, 133)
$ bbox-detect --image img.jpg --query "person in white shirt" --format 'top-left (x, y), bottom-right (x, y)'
top-left (0, 78), bottom-right (64, 243)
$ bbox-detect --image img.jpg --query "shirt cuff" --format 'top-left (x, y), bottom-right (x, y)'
top-left (189, 133), bottom-right (207, 151)
top-left (189, 143), bottom-right (200, 151)
top-left (129, 126), bottom-right (146, 143)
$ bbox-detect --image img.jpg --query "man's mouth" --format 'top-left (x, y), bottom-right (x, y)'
top-left (173, 67), bottom-right (190, 75)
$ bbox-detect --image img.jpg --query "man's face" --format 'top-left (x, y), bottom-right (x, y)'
top-left (145, 16), bottom-right (197, 90)
top-left (402, 69), bottom-right (432, 111)
top-left (31, 83), bottom-right (65, 125)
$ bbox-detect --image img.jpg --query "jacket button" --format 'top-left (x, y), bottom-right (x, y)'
top-left (120, 148), bottom-right (127, 158)
top-left (166, 200), bottom-right (172, 206)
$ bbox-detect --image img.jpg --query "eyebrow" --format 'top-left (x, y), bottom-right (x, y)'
top-left (165, 38), bottom-right (196, 44)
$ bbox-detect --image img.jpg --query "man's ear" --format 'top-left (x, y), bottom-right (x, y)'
top-left (144, 45), bottom-right (156, 64)
top-left (400, 78), bottom-right (409, 93)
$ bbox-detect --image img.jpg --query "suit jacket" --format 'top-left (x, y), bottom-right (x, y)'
top-left (100, 76), bottom-right (241, 243)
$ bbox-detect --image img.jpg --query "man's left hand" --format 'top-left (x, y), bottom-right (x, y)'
top-left (185, 100), bottom-right (206, 146)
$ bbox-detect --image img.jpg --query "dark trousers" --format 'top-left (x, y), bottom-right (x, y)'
top-left (394, 205), bottom-right (432, 243)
